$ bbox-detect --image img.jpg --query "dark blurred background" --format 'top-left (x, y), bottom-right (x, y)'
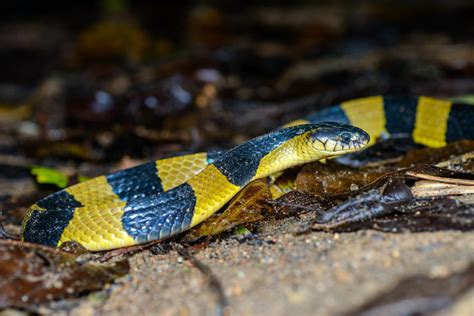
top-left (0, 0), bottom-right (473, 162)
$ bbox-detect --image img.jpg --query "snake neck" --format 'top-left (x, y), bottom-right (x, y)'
top-left (251, 133), bottom-right (327, 181)
top-left (122, 125), bottom-right (323, 241)
top-left (184, 130), bottom-right (332, 228)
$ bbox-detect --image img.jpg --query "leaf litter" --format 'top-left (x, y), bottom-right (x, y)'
top-left (0, 240), bottom-right (129, 312)
top-left (0, 2), bottom-right (473, 314)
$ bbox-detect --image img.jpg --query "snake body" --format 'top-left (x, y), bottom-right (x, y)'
top-left (21, 95), bottom-right (474, 251)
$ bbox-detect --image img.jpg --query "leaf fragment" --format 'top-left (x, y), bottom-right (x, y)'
top-left (0, 240), bottom-right (129, 311)
top-left (30, 166), bottom-right (69, 188)
top-left (182, 179), bottom-right (272, 241)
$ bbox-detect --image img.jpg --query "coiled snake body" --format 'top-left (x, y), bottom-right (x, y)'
top-left (21, 95), bottom-right (474, 251)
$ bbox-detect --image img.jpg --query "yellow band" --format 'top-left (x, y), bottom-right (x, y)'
top-left (413, 96), bottom-right (452, 148)
top-left (340, 96), bottom-right (386, 145)
top-left (61, 176), bottom-right (135, 250)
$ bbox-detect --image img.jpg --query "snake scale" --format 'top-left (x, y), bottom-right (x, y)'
top-left (21, 95), bottom-right (474, 250)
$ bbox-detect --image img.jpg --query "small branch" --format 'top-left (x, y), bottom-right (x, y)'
top-left (411, 180), bottom-right (474, 198)
top-left (406, 171), bottom-right (474, 186)
top-left (177, 246), bottom-right (229, 316)
top-left (435, 151), bottom-right (474, 168)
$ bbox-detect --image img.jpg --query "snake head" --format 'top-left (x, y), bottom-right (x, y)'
top-left (308, 122), bottom-right (370, 154)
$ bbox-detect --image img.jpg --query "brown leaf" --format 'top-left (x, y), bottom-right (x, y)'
top-left (397, 140), bottom-right (474, 168)
top-left (311, 178), bottom-right (474, 233)
top-left (0, 240), bottom-right (129, 311)
top-left (294, 161), bottom-right (383, 197)
top-left (182, 179), bottom-right (272, 241)
top-left (271, 191), bottom-right (330, 219)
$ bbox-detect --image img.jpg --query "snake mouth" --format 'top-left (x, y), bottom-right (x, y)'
top-left (335, 130), bottom-right (370, 151)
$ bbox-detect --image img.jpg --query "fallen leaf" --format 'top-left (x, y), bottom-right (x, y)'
top-left (294, 161), bottom-right (383, 197)
top-left (30, 166), bottom-right (69, 188)
top-left (0, 240), bottom-right (129, 311)
top-left (182, 179), bottom-right (272, 241)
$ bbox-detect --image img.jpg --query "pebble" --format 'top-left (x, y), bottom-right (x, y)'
top-left (287, 290), bottom-right (305, 304)
top-left (350, 183), bottom-right (359, 191)
top-left (430, 265), bottom-right (450, 278)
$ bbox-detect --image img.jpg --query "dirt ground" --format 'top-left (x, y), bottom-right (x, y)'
top-left (2, 133), bottom-right (473, 316)
top-left (65, 213), bottom-right (474, 316)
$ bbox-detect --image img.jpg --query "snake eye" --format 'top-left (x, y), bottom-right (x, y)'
top-left (340, 132), bottom-right (352, 143)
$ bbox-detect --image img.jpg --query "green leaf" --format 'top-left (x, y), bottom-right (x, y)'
top-left (233, 226), bottom-right (251, 236)
top-left (78, 175), bottom-right (91, 183)
top-left (31, 166), bottom-right (69, 188)
top-left (450, 95), bottom-right (474, 105)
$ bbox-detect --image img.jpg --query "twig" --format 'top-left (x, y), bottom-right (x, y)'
top-left (176, 246), bottom-right (229, 316)
top-left (411, 181), bottom-right (474, 197)
top-left (0, 153), bottom-right (34, 168)
top-left (405, 171), bottom-right (474, 186)
top-left (435, 151), bottom-right (474, 168)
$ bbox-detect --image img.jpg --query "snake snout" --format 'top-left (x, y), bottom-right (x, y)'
top-left (309, 123), bottom-right (370, 152)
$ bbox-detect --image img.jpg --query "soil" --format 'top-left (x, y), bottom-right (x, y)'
top-left (69, 213), bottom-right (474, 316)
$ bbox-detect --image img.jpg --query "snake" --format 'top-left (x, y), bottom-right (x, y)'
top-left (21, 95), bottom-right (474, 251)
